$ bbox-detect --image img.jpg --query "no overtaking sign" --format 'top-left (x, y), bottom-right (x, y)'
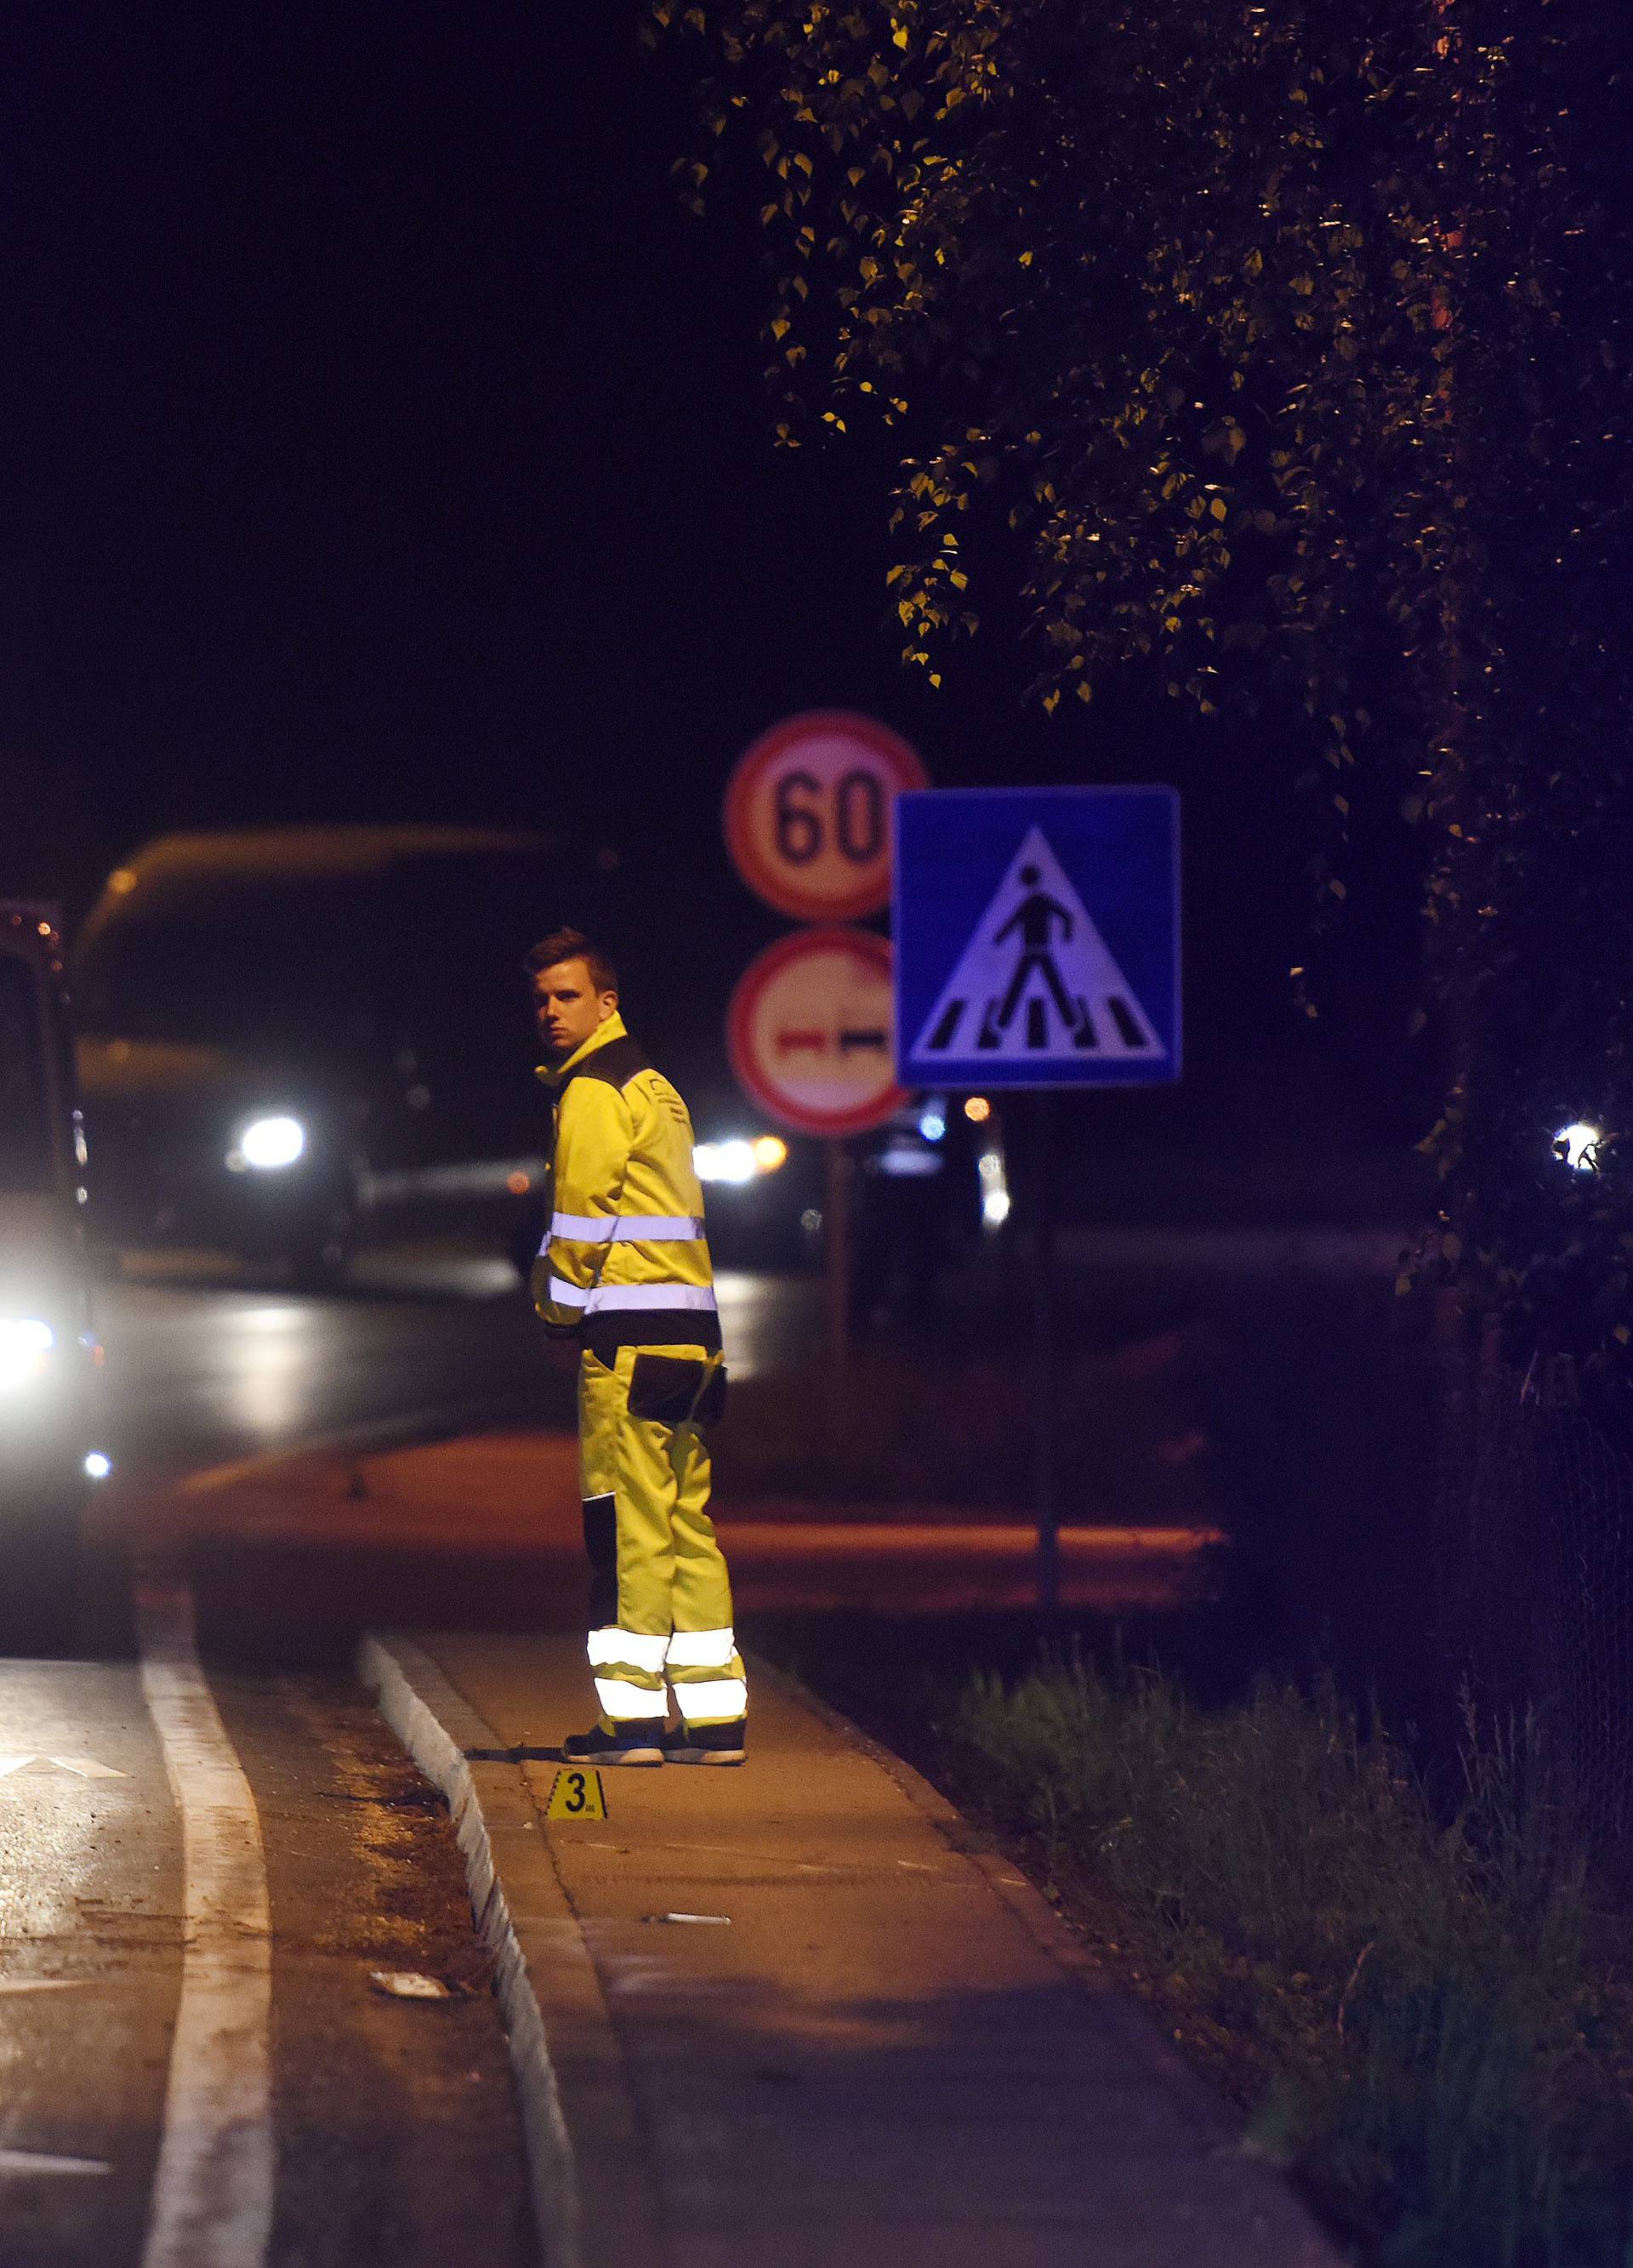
top-left (728, 927), bottom-right (902, 1139)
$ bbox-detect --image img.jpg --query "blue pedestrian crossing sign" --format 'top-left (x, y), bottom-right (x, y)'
top-left (894, 787), bottom-right (1181, 1089)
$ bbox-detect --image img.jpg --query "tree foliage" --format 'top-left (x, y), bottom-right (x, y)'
top-left (652, 0), bottom-right (1633, 1392)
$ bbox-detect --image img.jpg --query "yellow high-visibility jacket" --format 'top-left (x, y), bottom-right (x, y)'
top-left (532, 1012), bottom-right (720, 1358)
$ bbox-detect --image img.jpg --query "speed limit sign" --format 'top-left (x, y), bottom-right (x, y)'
top-left (724, 710), bottom-right (929, 922)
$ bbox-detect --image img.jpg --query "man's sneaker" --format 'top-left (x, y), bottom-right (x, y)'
top-left (663, 1719), bottom-right (747, 1766)
top-left (560, 1719), bottom-right (665, 1767)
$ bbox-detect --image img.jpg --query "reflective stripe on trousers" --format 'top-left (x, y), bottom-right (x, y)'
top-left (582, 1623), bottom-right (747, 1725)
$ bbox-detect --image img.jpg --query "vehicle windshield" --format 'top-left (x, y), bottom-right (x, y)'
top-left (73, 915), bottom-right (369, 1054)
top-left (0, 955), bottom-right (55, 1194)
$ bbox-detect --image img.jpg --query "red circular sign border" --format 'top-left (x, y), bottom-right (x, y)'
top-left (727, 926), bottom-right (907, 1138)
top-left (724, 709), bottom-right (929, 922)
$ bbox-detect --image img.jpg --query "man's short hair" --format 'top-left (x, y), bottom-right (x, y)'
top-left (525, 928), bottom-right (618, 995)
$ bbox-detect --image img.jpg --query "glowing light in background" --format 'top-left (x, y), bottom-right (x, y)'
top-left (1554, 1122), bottom-right (1602, 1171)
top-left (694, 1140), bottom-right (755, 1184)
top-left (0, 1318), bottom-right (54, 1390)
top-left (963, 1096), bottom-right (991, 1123)
top-left (237, 1115), bottom-right (306, 1171)
top-left (752, 1136), bottom-right (788, 1172)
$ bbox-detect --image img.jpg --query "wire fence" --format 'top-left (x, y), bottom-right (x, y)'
top-left (1432, 1321), bottom-right (1633, 1878)
top-left (1532, 1403), bottom-right (1633, 1862)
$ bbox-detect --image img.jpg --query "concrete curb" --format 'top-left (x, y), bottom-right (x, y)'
top-left (357, 1633), bottom-right (582, 2268)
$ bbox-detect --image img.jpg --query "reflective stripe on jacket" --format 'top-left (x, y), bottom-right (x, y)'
top-left (532, 1012), bottom-right (720, 1357)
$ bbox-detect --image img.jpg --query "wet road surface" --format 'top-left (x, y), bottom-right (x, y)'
top-left (96, 1245), bottom-right (816, 1490)
top-left (0, 1627), bottom-right (532, 2266)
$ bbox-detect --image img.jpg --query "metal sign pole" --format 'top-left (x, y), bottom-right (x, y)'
top-left (892, 787), bottom-right (1183, 1624)
top-left (1028, 1094), bottom-right (1060, 1620)
top-left (825, 1137), bottom-right (851, 1374)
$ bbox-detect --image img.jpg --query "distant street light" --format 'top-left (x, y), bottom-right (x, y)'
top-left (1553, 1121), bottom-right (1602, 1171)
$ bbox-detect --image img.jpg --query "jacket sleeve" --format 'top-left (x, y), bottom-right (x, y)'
top-left (531, 1077), bottom-right (634, 1334)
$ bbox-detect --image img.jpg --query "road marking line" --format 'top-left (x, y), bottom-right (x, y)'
top-left (0, 1978), bottom-right (86, 1994)
top-left (0, 2148), bottom-right (113, 2176)
top-left (136, 1577), bottom-right (273, 2268)
top-left (0, 1752), bottom-right (128, 1783)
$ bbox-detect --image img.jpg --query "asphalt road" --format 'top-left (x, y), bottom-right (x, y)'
top-left (0, 1623), bottom-right (533, 2266)
top-left (95, 1245), bottom-right (817, 1490)
top-left (0, 1243), bottom-right (828, 2265)
top-left (1, 1244), bottom-right (555, 2264)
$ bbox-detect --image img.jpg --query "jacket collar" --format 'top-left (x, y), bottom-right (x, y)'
top-left (536, 1008), bottom-right (629, 1088)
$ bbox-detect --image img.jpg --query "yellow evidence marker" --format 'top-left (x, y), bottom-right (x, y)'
top-left (545, 1766), bottom-right (608, 1821)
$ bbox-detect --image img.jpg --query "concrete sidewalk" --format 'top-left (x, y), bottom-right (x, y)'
top-left (361, 1624), bottom-right (1341, 2268)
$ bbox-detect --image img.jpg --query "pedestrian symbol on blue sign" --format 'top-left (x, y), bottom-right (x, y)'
top-left (913, 826), bottom-right (1164, 1063)
top-left (894, 788), bottom-right (1181, 1090)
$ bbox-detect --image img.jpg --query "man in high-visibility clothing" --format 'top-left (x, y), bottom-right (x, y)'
top-left (527, 928), bottom-right (747, 1766)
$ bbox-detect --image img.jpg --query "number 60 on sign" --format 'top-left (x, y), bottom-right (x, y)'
top-left (725, 710), bottom-right (928, 923)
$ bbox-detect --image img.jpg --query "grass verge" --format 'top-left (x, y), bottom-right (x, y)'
top-left (950, 1648), bottom-right (1633, 2265)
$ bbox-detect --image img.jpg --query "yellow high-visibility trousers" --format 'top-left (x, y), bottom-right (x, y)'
top-left (578, 1343), bottom-right (747, 1729)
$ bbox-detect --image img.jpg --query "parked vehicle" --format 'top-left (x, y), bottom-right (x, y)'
top-left (0, 904), bottom-right (104, 1651)
top-left (71, 828), bottom-right (607, 1281)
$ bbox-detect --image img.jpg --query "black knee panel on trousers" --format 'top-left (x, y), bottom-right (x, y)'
top-left (583, 1491), bottom-right (617, 1629)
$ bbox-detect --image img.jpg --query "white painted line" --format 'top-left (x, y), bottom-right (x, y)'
top-left (0, 1753), bottom-right (127, 1783)
top-left (0, 2148), bottom-right (113, 2176)
top-left (0, 1978), bottom-right (85, 1995)
top-left (136, 1577), bottom-right (273, 2268)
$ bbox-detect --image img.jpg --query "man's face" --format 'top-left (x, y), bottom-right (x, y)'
top-left (533, 958), bottom-right (617, 1060)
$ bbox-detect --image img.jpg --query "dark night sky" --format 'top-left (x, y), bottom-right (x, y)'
top-left (0, 1), bottom-right (1430, 1157)
top-left (0, 5), bottom-right (944, 841)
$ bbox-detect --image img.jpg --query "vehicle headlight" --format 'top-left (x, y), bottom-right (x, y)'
top-left (978, 1146), bottom-right (1011, 1229)
top-left (231, 1115), bottom-right (307, 1171)
top-left (0, 1318), bottom-right (55, 1391)
top-left (694, 1136), bottom-right (788, 1184)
